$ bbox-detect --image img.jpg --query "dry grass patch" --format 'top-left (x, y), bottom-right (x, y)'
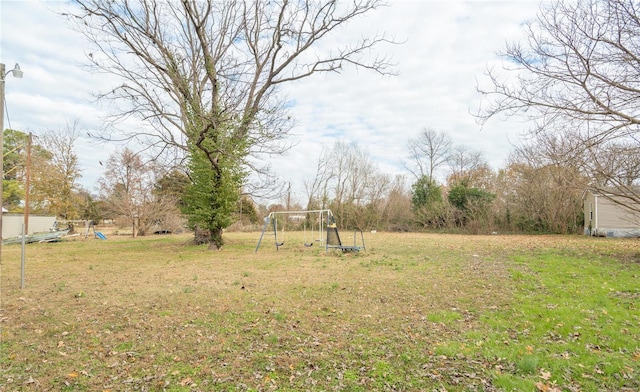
top-left (1, 232), bottom-right (637, 391)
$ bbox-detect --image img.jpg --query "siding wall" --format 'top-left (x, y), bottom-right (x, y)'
top-left (596, 197), bottom-right (638, 228)
top-left (2, 214), bottom-right (57, 239)
top-left (584, 190), bottom-right (640, 237)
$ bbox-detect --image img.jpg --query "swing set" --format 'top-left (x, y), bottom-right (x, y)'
top-left (254, 209), bottom-right (365, 253)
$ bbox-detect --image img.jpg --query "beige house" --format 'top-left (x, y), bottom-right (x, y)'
top-left (583, 188), bottom-right (640, 237)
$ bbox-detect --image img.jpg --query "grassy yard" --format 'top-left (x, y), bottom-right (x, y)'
top-left (1, 232), bottom-right (638, 391)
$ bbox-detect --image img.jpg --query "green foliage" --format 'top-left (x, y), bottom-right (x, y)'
top-left (2, 179), bottom-right (23, 212)
top-left (78, 193), bottom-right (103, 223)
top-left (411, 175), bottom-right (442, 210)
top-left (154, 170), bottom-right (190, 207)
top-left (448, 182), bottom-right (494, 211)
top-left (182, 148), bottom-right (245, 248)
top-left (3, 129), bottom-right (28, 211)
top-left (237, 196), bottom-right (259, 225)
top-left (3, 129), bottom-right (28, 181)
top-left (411, 176), bottom-right (447, 228)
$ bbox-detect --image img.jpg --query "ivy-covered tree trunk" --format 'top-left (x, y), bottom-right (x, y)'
top-left (182, 145), bottom-right (244, 250)
top-left (192, 225), bottom-right (224, 250)
top-left (208, 225), bottom-right (224, 251)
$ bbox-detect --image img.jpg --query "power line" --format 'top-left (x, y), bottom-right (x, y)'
top-left (3, 95), bottom-right (12, 129)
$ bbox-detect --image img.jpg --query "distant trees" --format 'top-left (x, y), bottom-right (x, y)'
top-left (497, 139), bottom-right (587, 234)
top-left (1, 121), bottom-right (594, 235)
top-left (154, 170), bottom-right (190, 209)
top-left (379, 176), bottom-right (413, 232)
top-left (306, 141), bottom-right (391, 230)
top-left (100, 148), bottom-right (182, 236)
top-left (2, 126), bottom-right (81, 219)
top-left (404, 127), bottom-right (499, 232)
top-left (2, 129), bottom-right (31, 211)
top-left (33, 123), bottom-right (82, 219)
top-left (447, 181), bottom-right (495, 233)
top-left (478, 0), bottom-right (640, 217)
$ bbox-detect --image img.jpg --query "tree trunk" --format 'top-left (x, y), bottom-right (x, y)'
top-left (193, 226), bottom-right (224, 250)
top-left (193, 226), bottom-right (210, 245)
top-left (208, 227), bottom-right (224, 250)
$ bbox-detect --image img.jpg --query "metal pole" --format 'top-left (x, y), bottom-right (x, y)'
top-left (24, 133), bottom-right (31, 235)
top-left (1, 63), bottom-right (6, 264)
top-left (21, 223), bottom-right (26, 289)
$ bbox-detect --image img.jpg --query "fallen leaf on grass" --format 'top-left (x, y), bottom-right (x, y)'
top-left (179, 377), bottom-right (192, 386)
top-left (535, 381), bottom-right (561, 392)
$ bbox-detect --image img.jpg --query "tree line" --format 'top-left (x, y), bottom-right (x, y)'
top-left (277, 135), bottom-right (586, 235)
top-left (1, 125), bottom-right (587, 237)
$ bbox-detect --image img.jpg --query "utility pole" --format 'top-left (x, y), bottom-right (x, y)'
top-left (1, 63), bottom-right (5, 261)
top-left (286, 182), bottom-right (291, 211)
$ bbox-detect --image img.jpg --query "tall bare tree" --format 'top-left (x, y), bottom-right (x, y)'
top-left (446, 145), bottom-right (487, 186)
top-left (405, 128), bottom-right (451, 182)
top-left (306, 141), bottom-right (390, 229)
top-left (477, 0), bottom-right (640, 215)
top-left (66, 0), bottom-right (396, 248)
top-left (304, 146), bottom-right (333, 210)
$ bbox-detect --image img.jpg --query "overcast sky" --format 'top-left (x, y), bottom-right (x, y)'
top-left (1, 0), bottom-right (543, 205)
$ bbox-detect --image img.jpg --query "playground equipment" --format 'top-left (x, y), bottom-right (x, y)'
top-left (255, 209), bottom-right (365, 253)
top-left (273, 215), bottom-right (285, 248)
top-left (325, 222), bottom-right (366, 253)
top-left (303, 222), bottom-right (314, 247)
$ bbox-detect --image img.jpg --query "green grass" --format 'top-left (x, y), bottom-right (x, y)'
top-left (469, 251), bottom-right (640, 391)
top-left (0, 232), bottom-right (638, 391)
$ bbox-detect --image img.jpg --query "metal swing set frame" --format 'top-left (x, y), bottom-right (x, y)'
top-left (254, 209), bottom-right (365, 253)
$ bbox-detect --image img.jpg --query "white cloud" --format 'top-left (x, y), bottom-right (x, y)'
top-left (1, 0), bottom-right (542, 202)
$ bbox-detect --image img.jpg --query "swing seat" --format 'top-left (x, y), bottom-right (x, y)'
top-left (304, 242), bottom-right (313, 247)
top-left (276, 241), bottom-right (284, 246)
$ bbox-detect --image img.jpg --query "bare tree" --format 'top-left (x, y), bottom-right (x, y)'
top-left (304, 146), bottom-right (334, 210)
top-left (66, 0), bottom-right (396, 248)
top-left (500, 138), bottom-right (589, 233)
top-left (404, 128), bottom-right (451, 182)
top-left (446, 145), bottom-right (487, 186)
top-left (477, 0), bottom-right (640, 214)
top-left (306, 141), bottom-right (390, 229)
top-left (380, 175), bottom-right (413, 231)
top-left (100, 148), bottom-right (175, 236)
top-left (589, 142), bottom-right (640, 187)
